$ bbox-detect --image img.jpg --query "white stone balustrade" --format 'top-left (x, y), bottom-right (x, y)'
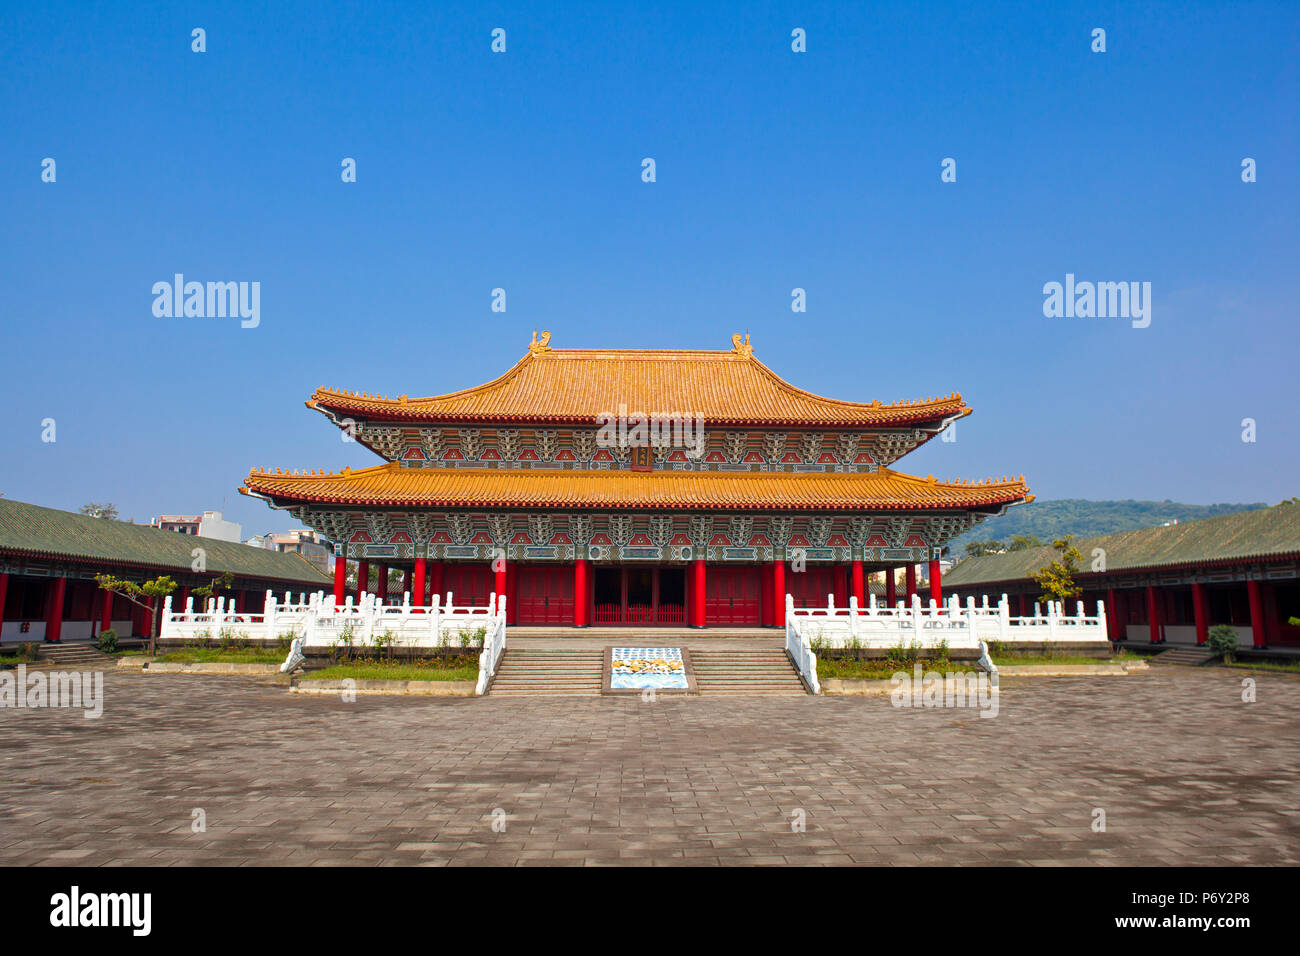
top-left (159, 588), bottom-right (505, 650)
top-left (785, 592), bottom-right (1108, 649)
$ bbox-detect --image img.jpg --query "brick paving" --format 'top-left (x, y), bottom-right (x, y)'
top-left (0, 668), bottom-right (1297, 865)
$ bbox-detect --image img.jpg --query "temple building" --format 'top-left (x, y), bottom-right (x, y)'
top-left (240, 333), bottom-right (1032, 628)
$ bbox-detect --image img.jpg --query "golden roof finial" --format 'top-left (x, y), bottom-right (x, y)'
top-left (730, 332), bottom-right (753, 358)
top-left (529, 329), bottom-right (552, 353)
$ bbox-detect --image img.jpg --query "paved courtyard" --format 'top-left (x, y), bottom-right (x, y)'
top-left (1, 667), bottom-right (1297, 865)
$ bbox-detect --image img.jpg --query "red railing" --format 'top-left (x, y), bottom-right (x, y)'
top-left (657, 603), bottom-right (685, 625)
top-left (594, 603), bottom-right (622, 625)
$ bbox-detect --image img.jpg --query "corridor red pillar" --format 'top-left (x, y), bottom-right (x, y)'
top-left (1105, 588), bottom-right (1120, 641)
top-left (494, 558), bottom-right (507, 614)
top-left (374, 565), bottom-right (388, 603)
top-left (1247, 579), bottom-right (1266, 648)
top-left (905, 565), bottom-right (917, 603)
top-left (0, 572), bottom-right (7, 637)
top-left (690, 559), bottom-right (706, 628)
top-left (851, 560), bottom-right (865, 607)
top-left (100, 587), bottom-right (114, 634)
top-left (928, 559), bottom-right (942, 606)
top-left (356, 560), bottom-right (370, 599)
top-left (885, 568), bottom-right (896, 607)
top-left (574, 558), bottom-right (590, 627)
top-left (773, 559), bottom-right (786, 627)
top-left (1192, 582), bottom-right (1209, 645)
top-left (332, 547), bottom-right (347, 605)
top-left (412, 557), bottom-right (427, 610)
top-left (45, 576), bottom-right (66, 643)
top-left (1146, 585), bottom-right (1162, 643)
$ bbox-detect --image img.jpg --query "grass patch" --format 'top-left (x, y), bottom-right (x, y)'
top-left (991, 653), bottom-right (1138, 666)
top-left (303, 656), bottom-right (479, 682)
top-left (1225, 659), bottom-right (1300, 674)
top-left (0, 656), bottom-right (24, 667)
top-left (155, 648), bottom-right (286, 665)
top-left (816, 658), bottom-right (977, 681)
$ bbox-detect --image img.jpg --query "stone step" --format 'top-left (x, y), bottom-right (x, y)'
top-left (1151, 647), bottom-right (1218, 666)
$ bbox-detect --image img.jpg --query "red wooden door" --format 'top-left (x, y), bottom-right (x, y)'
top-left (517, 566), bottom-right (574, 625)
top-left (705, 566), bottom-right (761, 626)
top-left (788, 567), bottom-right (837, 610)
top-left (442, 564), bottom-right (493, 610)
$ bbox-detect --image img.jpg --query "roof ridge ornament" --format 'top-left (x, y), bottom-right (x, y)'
top-left (730, 332), bottom-right (753, 358)
top-left (529, 329), bottom-right (552, 353)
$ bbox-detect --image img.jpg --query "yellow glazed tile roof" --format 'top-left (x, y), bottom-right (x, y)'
top-left (308, 336), bottom-right (972, 427)
top-left (241, 461), bottom-right (1031, 512)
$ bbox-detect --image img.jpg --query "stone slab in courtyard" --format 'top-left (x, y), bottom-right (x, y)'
top-left (0, 668), bottom-right (1297, 866)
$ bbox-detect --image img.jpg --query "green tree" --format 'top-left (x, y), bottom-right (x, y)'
top-left (94, 573), bottom-right (178, 653)
top-left (191, 571), bottom-right (235, 606)
top-left (1007, 534), bottom-right (1043, 552)
top-left (80, 502), bottom-right (119, 520)
top-left (1029, 535), bottom-right (1083, 609)
top-left (964, 539), bottom-right (1004, 557)
top-left (1206, 624), bottom-right (1240, 663)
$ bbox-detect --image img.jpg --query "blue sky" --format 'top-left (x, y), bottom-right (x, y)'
top-left (2, 1), bottom-right (1296, 533)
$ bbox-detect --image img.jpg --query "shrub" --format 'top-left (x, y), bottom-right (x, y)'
top-left (96, 629), bottom-right (118, 654)
top-left (1207, 624), bottom-right (1240, 663)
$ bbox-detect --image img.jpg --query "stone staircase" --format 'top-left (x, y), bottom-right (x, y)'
top-left (689, 649), bottom-right (809, 696)
top-left (34, 643), bottom-right (113, 667)
top-left (488, 649), bottom-right (604, 696)
top-left (1150, 645), bottom-right (1218, 667)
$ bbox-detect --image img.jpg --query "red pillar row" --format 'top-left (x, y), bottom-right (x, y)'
top-left (0, 572), bottom-right (7, 637)
top-left (928, 559), bottom-right (942, 605)
top-left (332, 550), bottom-right (347, 604)
top-left (1247, 578), bottom-right (1266, 648)
top-left (1146, 585), bottom-right (1162, 644)
top-left (413, 557), bottom-right (427, 610)
top-left (574, 558), bottom-right (590, 627)
top-left (1192, 582), bottom-right (1209, 645)
top-left (45, 576), bottom-right (66, 643)
top-left (1105, 588), bottom-right (1120, 641)
top-left (689, 559), bottom-right (706, 628)
top-left (100, 587), bottom-right (114, 633)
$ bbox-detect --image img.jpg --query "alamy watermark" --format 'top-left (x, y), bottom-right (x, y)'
top-left (151, 274), bottom-right (260, 328)
top-left (890, 663), bottom-right (998, 718)
top-left (0, 665), bottom-right (103, 718)
top-left (595, 404), bottom-right (706, 458)
top-left (1042, 274), bottom-right (1150, 328)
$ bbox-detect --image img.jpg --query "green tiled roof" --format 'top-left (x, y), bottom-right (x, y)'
top-left (0, 498), bottom-right (331, 584)
top-left (945, 501), bottom-right (1300, 587)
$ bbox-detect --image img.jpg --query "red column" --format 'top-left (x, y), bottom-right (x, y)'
top-left (1105, 588), bottom-right (1120, 641)
top-left (144, 595), bottom-right (156, 641)
top-left (928, 559), bottom-right (942, 605)
top-left (885, 568), bottom-right (896, 607)
top-left (45, 576), bottom-right (66, 642)
top-left (1247, 579), bottom-right (1266, 648)
top-left (1146, 585), bottom-right (1162, 643)
top-left (905, 565), bottom-right (917, 603)
top-left (100, 588), bottom-right (114, 633)
top-left (773, 559), bottom-right (786, 627)
top-left (574, 559), bottom-right (590, 627)
top-left (690, 559), bottom-right (706, 628)
top-left (1017, 592), bottom-right (1028, 617)
top-left (505, 561), bottom-right (517, 624)
top-left (494, 558), bottom-right (507, 614)
top-left (375, 565), bottom-right (388, 602)
top-left (356, 560), bottom-right (370, 598)
top-left (851, 560), bottom-right (865, 608)
top-left (332, 549), bottom-right (347, 604)
top-left (1192, 582), bottom-right (1208, 645)
top-left (412, 557), bottom-right (427, 610)
top-left (0, 572), bottom-right (7, 637)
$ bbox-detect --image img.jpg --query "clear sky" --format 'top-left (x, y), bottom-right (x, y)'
top-left (2, 1), bottom-right (1296, 534)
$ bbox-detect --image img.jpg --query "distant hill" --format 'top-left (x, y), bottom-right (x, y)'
top-left (949, 499), bottom-right (1269, 556)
